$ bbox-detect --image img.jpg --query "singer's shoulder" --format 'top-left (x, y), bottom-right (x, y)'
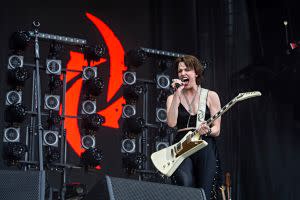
top-left (207, 90), bottom-right (219, 98)
top-left (207, 90), bottom-right (221, 107)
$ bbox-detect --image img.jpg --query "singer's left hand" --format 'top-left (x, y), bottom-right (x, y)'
top-left (198, 121), bottom-right (211, 135)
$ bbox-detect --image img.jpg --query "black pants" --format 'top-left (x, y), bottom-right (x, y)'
top-left (172, 137), bottom-right (218, 199)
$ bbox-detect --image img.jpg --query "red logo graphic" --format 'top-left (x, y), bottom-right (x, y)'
top-left (64, 12), bottom-right (127, 160)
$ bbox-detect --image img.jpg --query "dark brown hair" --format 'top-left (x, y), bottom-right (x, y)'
top-left (174, 55), bottom-right (204, 85)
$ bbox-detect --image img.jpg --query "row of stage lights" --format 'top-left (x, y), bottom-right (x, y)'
top-left (4, 49), bottom-right (64, 164)
top-left (80, 63), bottom-right (105, 168)
top-left (3, 30), bottom-right (105, 169)
top-left (120, 48), bottom-right (177, 174)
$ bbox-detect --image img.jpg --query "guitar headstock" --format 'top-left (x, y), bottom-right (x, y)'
top-left (235, 91), bottom-right (261, 102)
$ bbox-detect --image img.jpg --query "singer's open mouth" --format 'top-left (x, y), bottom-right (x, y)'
top-left (181, 77), bottom-right (189, 84)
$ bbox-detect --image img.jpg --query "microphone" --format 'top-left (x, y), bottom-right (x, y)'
top-left (175, 83), bottom-right (182, 89)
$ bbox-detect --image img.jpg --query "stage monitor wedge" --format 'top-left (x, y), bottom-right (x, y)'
top-left (105, 176), bottom-right (206, 200)
top-left (85, 175), bottom-right (206, 200)
top-left (0, 170), bottom-right (45, 200)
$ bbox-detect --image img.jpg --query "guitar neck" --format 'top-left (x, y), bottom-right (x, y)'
top-left (192, 91), bottom-right (261, 136)
top-left (206, 99), bottom-right (236, 126)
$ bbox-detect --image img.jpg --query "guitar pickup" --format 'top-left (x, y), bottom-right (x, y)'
top-left (176, 142), bottom-right (182, 151)
top-left (186, 134), bottom-right (192, 142)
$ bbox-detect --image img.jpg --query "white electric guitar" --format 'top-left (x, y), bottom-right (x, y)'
top-left (151, 91), bottom-right (262, 177)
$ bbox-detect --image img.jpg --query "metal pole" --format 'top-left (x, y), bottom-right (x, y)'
top-left (29, 71), bottom-right (36, 163)
top-left (33, 21), bottom-right (44, 171)
top-left (142, 84), bottom-right (149, 171)
top-left (60, 71), bottom-right (68, 200)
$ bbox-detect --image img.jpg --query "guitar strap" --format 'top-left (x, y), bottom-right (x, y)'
top-left (196, 88), bottom-right (209, 129)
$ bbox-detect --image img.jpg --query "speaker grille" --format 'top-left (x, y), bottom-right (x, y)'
top-left (106, 176), bottom-right (206, 200)
top-left (0, 170), bottom-right (45, 200)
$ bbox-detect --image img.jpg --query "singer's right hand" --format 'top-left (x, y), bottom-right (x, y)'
top-left (171, 79), bottom-right (184, 93)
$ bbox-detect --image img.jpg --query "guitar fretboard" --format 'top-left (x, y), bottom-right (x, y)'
top-left (206, 99), bottom-right (236, 125)
top-left (191, 98), bottom-right (237, 137)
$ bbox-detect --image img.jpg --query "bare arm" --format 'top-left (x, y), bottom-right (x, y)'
top-left (166, 93), bottom-right (181, 127)
top-left (197, 90), bottom-right (221, 137)
top-left (207, 90), bottom-right (221, 137)
top-left (166, 79), bottom-right (184, 127)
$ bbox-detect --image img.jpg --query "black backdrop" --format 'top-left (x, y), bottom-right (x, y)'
top-left (1, 0), bottom-right (300, 199)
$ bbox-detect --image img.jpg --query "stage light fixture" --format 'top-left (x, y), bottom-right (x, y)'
top-left (3, 127), bottom-right (20, 143)
top-left (5, 90), bottom-right (22, 105)
top-left (134, 153), bottom-right (146, 170)
top-left (48, 42), bottom-right (63, 59)
top-left (121, 138), bottom-right (136, 153)
top-left (46, 59), bottom-right (62, 75)
top-left (9, 31), bottom-right (30, 52)
top-left (47, 112), bottom-right (62, 128)
top-left (123, 71), bottom-right (136, 85)
top-left (122, 154), bottom-right (135, 174)
top-left (3, 142), bottom-right (28, 163)
top-left (80, 147), bottom-right (103, 168)
top-left (123, 85), bottom-right (144, 104)
top-left (83, 44), bottom-right (105, 62)
top-left (43, 130), bottom-right (59, 147)
top-left (156, 74), bottom-right (170, 89)
top-left (48, 75), bottom-right (63, 91)
top-left (157, 59), bottom-right (173, 72)
top-left (44, 94), bottom-right (60, 111)
top-left (122, 153), bottom-right (146, 173)
top-left (122, 104), bottom-right (136, 118)
top-left (165, 126), bottom-right (177, 135)
top-left (81, 100), bottom-right (96, 114)
top-left (44, 146), bottom-right (60, 163)
top-left (8, 55), bottom-right (24, 69)
top-left (82, 66), bottom-right (97, 80)
top-left (124, 48), bottom-right (147, 68)
top-left (123, 117), bottom-right (145, 135)
top-left (5, 103), bottom-right (27, 123)
top-left (81, 135), bottom-right (96, 150)
top-left (157, 123), bottom-right (176, 138)
top-left (65, 183), bottom-right (87, 200)
top-left (156, 108), bottom-right (167, 123)
top-left (157, 123), bottom-right (167, 138)
top-left (85, 77), bottom-right (104, 96)
top-left (82, 113), bottom-right (105, 132)
top-left (156, 89), bottom-right (169, 105)
top-left (8, 67), bottom-right (29, 87)
top-left (155, 141), bottom-right (169, 151)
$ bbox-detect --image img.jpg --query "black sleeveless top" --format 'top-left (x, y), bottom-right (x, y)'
top-left (177, 103), bottom-right (211, 129)
top-left (173, 103), bottom-right (211, 143)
